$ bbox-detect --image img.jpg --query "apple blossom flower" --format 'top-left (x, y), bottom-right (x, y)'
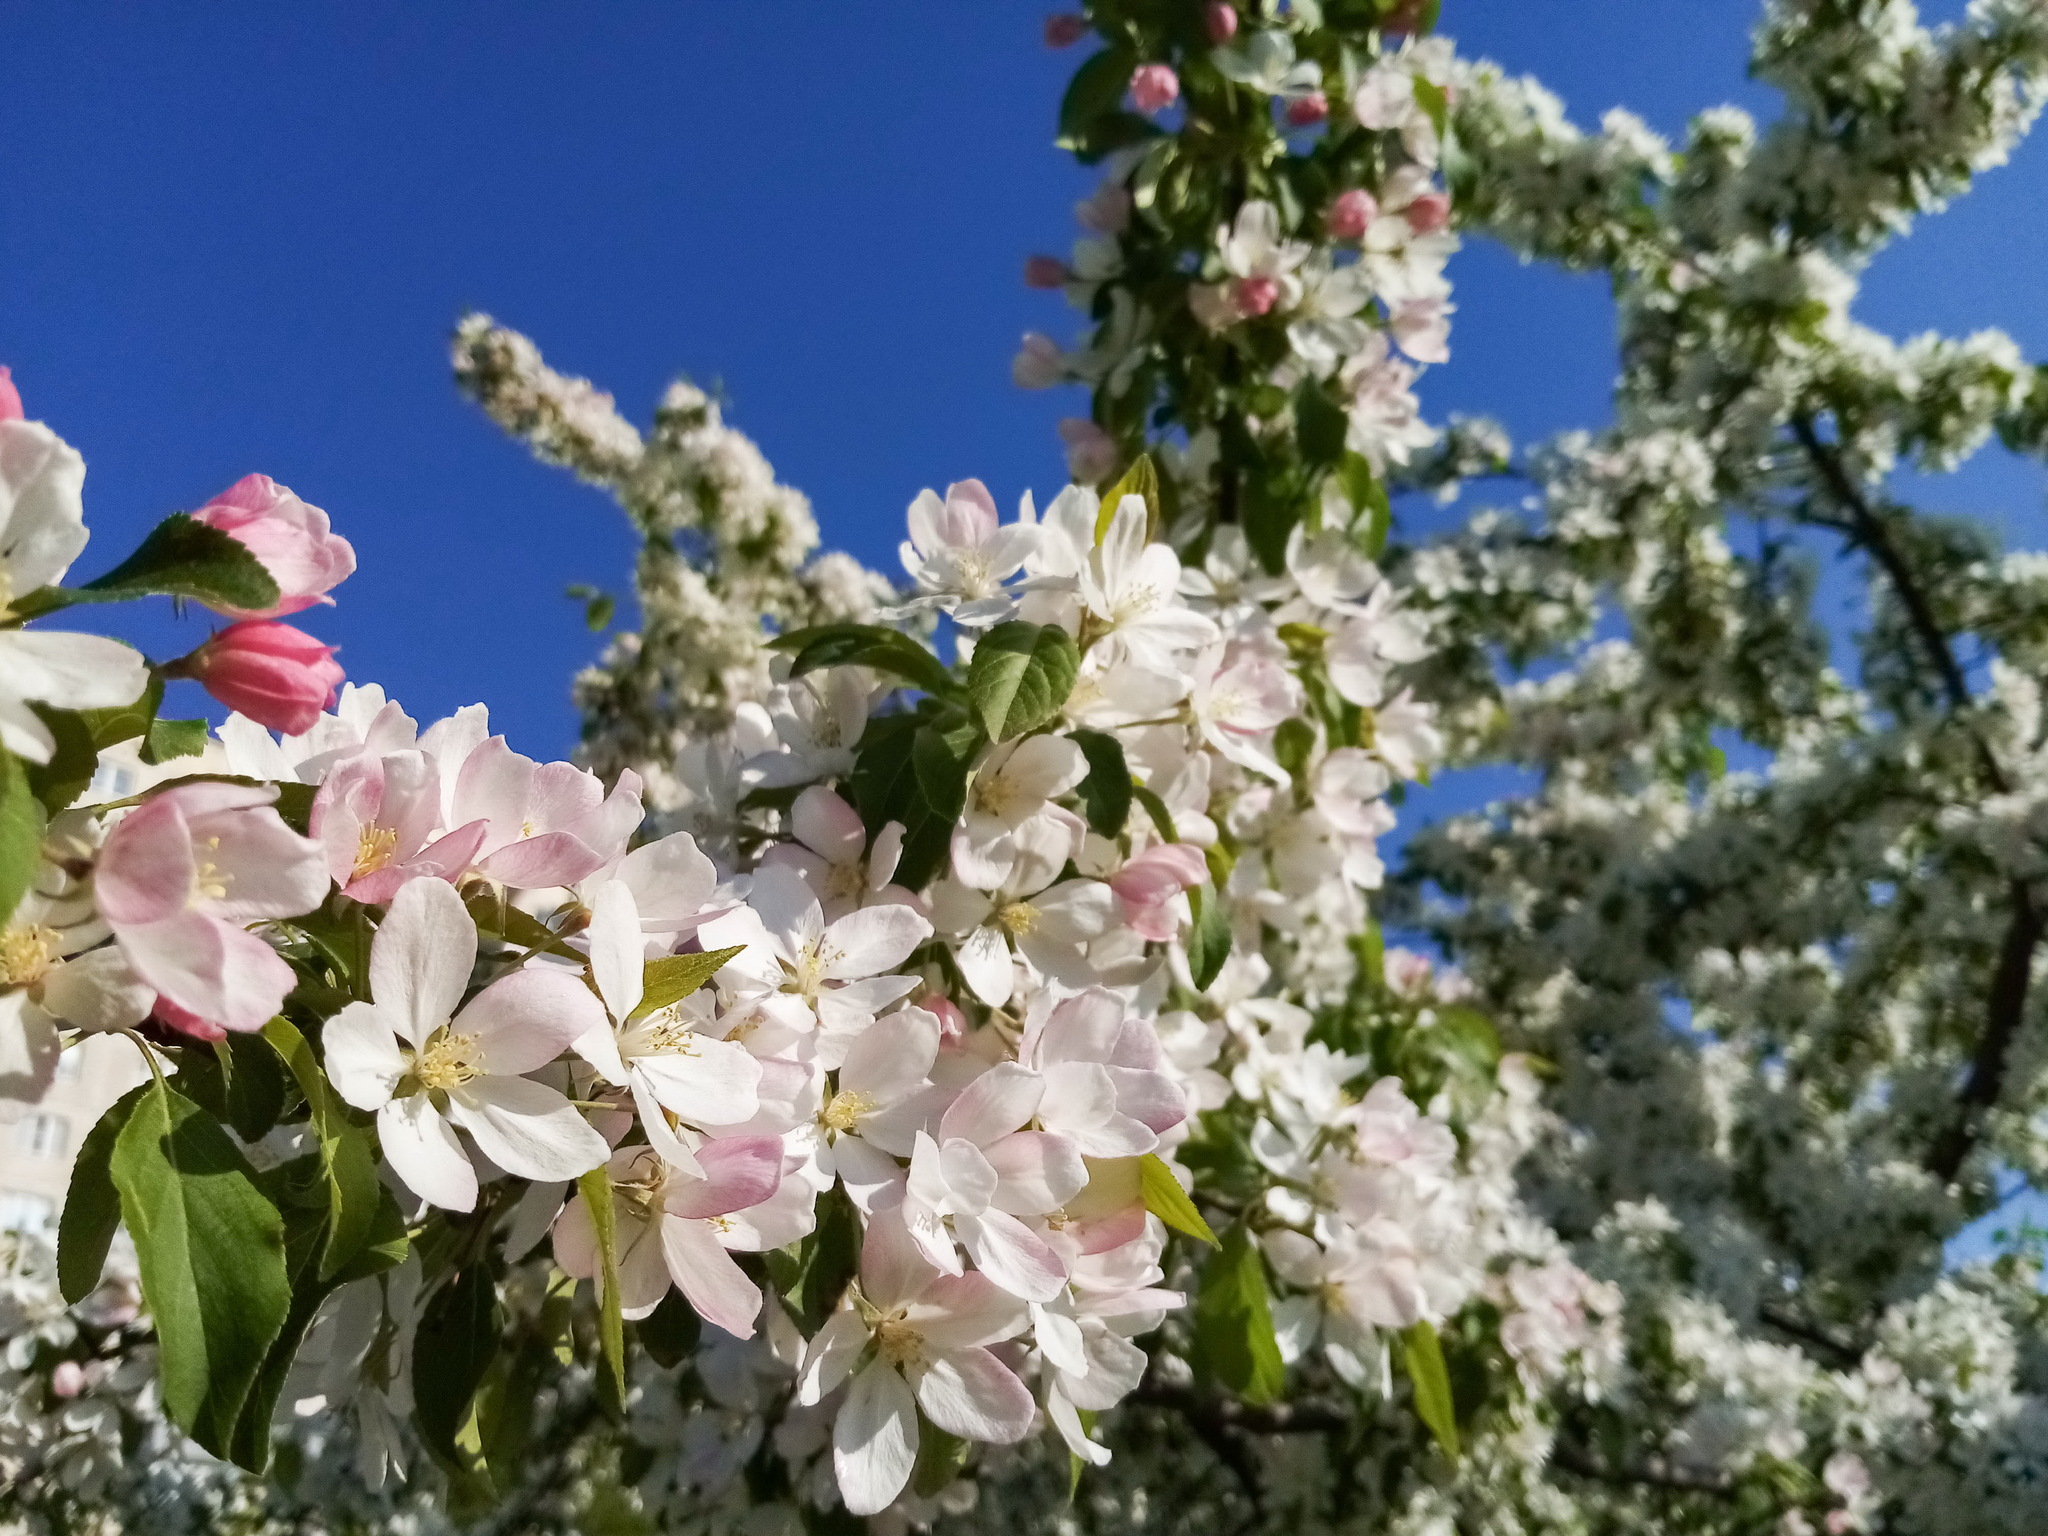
top-left (1286, 256), bottom-right (1377, 376)
top-left (1016, 987), bottom-right (1185, 1154)
top-left (1265, 1228), bottom-right (1416, 1384)
top-left (1214, 31), bottom-right (1322, 110)
top-left (189, 474), bottom-right (356, 619)
top-left (928, 817), bottom-right (1115, 1006)
top-left (952, 734), bottom-right (1087, 890)
top-left (814, 1004), bottom-right (947, 1211)
top-left (322, 878), bottom-right (611, 1210)
top-left (1107, 842), bottom-right (1210, 946)
top-left (741, 669), bottom-right (877, 788)
top-left (0, 415), bottom-right (150, 762)
top-left (1056, 417), bottom-right (1119, 484)
top-left (893, 479), bottom-right (1039, 629)
top-left (180, 620), bottom-right (345, 735)
top-left (553, 1137), bottom-right (784, 1338)
top-left (1129, 64), bottom-right (1179, 114)
top-left (1218, 200), bottom-right (1309, 312)
top-left (758, 786), bottom-right (910, 921)
top-left (95, 782), bottom-right (328, 1032)
top-left (1189, 644), bottom-right (1300, 781)
top-left (1077, 493), bottom-right (1219, 671)
top-left (578, 827), bottom-right (732, 936)
top-left (1327, 188), bottom-right (1377, 241)
top-left (572, 879), bottom-right (763, 1171)
top-left (901, 1062), bottom-right (1086, 1300)
top-left (1368, 688), bottom-right (1442, 779)
top-left (310, 749), bottom-right (488, 904)
top-left (1011, 332), bottom-right (1068, 390)
top-left (1074, 182), bottom-right (1131, 236)
top-left (797, 1209), bottom-right (1035, 1516)
top-left (450, 736), bottom-right (641, 889)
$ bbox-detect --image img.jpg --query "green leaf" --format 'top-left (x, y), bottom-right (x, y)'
top-left (58, 1083), bottom-right (150, 1303)
top-left (769, 623), bottom-right (958, 700)
top-left (1402, 1320), bottom-right (1461, 1458)
top-left (1138, 1153), bottom-right (1218, 1246)
top-left (1272, 717), bottom-right (1316, 782)
top-left (78, 512), bottom-right (282, 611)
top-left (911, 1412), bottom-right (970, 1498)
top-left (142, 717), bottom-right (210, 765)
top-left (413, 1263), bottom-right (502, 1468)
top-left (1069, 729), bottom-right (1133, 837)
top-left (1131, 782), bottom-right (1179, 842)
top-left (1096, 452), bottom-right (1161, 540)
top-left (1242, 475), bottom-right (1303, 575)
top-left (0, 747), bottom-right (47, 925)
top-left (1296, 382), bottom-right (1350, 470)
top-left (1193, 1223), bottom-right (1286, 1406)
top-left (894, 715), bottom-right (983, 889)
top-left (1186, 884), bottom-right (1233, 993)
top-left (263, 1018), bottom-right (384, 1279)
top-left (1057, 45), bottom-right (1137, 152)
top-left (24, 708), bottom-right (101, 814)
top-left (175, 1033), bottom-right (289, 1143)
top-left (577, 1166), bottom-right (628, 1406)
top-left (912, 721), bottom-right (975, 823)
top-left (1339, 452), bottom-right (1392, 556)
top-left (1410, 75), bottom-right (1449, 141)
top-left (789, 1185), bottom-right (862, 1332)
top-left (636, 1288), bottom-right (702, 1369)
top-left (566, 584), bottom-right (615, 632)
top-left (463, 889), bottom-right (581, 960)
top-left (110, 1077), bottom-right (291, 1456)
top-left (967, 621), bottom-right (1080, 742)
top-left (1357, 917), bottom-right (1385, 995)
top-left (634, 945), bottom-right (746, 1019)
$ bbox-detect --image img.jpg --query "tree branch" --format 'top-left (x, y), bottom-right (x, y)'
top-left (1548, 1437), bottom-right (1736, 1496)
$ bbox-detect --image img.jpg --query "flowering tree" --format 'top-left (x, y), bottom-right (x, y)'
top-left (7, 3), bottom-right (2048, 1536)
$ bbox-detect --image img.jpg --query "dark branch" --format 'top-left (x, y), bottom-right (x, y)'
top-left (1549, 1438), bottom-right (1736, 1496)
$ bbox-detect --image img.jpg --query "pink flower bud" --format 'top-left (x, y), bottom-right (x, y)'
top-left (151, 995), bottom-right (228, 1043)
top-left (0, 367), bottom-right (21, 422)
top-left (1057, 418), bottom-right (1120, 484)
top-left (924, 994), bottom-right (969, 1044)
top-left (183, 620), bottom-right (344, 734)
top-left (1044, 13), bottom-right (1089, 48)
top-left (1130, 63), bottom-right (1180, 114)
top-left (189, 474), bottom-right (356, 619)
top-left (1233, 275), bottom-right (1281, 317)
top-left (1204, 3), bottom-right (1239, 43)
top-left (1024, 254), bottom-right (1070, 290)
top-left (1405, 190), bottom-right (1452, 234)
top-left (50, 1361), bottom-right (86, 1399)
top-left (1284, 91), bottom-right (1329, 127)
top-left (1327, 189), bottom-right (1378, 241)
top-left (1112, 843), bottom-right (1210, 942)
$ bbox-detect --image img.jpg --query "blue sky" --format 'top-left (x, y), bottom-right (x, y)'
top-left (6, 1), bottom-right (2041, 756)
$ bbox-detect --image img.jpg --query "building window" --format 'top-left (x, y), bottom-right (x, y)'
top-left (0, 1191), bottom-right (55, 1235)
top-left (19, 1113), bottom-right (68, 1159)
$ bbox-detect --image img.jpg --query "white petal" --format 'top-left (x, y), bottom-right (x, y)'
top-left (820, 903), bottom-right (933, 981)
top-left (913, 1346), bottom-right (1035, 1443)
top-left (370, 879), bottom-right (475, 1048)
top-left (798, 1308), bottom-right (870, 1406)
top-left (458, 966), bottom-right (610, 1077)
top-left (322, 1001), bottom-right (405, 1110)
top-left (834, 1360), bottom-right (919, 1517)
top-left (954, 926), bottom-right (1014, 1007)
top-left (378, 1095), bottom-right (476, 1211)
top-left (445, 1076), bottom-right (609, 1182)
top-left (661, 1217), bottom-right (764, 1339)
top-left (955, 1209), bottom-right (1068, 1302)
top-left (587, 880), bottom-right (645, 1022)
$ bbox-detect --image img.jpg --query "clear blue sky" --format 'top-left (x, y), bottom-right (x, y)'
top-left (3, 0), bottom-right (2041, 760)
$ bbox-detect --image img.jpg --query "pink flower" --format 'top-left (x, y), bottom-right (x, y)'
top-left (182, 621), bottom-right (344, 735)
top-left (1284, 91), bottom-right (1329, 127)
top-left (1130, 64), bottom-right (1180, 114)
top-left (0, 366), bottom-right (21, 422)
top-left (151, 995), bottom-right (227, 1043)
top-left (1043, 13), bottom-right (1088, 48)
top-left (49, 1361), bottom-right (85, 1399)
top-left (97, 783), bottom-right (330, 1033)
top-left (1205, 3), bottom-right (1239, 44)
top-left (1058, 418), bottom-right (1119, 484)
top-left (1109, 843), bottom-right (1209, 942)
top-left (450, 737), bottom-right (642, 889)
top-left (1233, 275), bottom-right (1281, 317)
top-left (1404, 190), bottom-right (1452, 234)
top-left (1327, 189), bottom-right (1377, 241)
top-left (189, 474), bottom-right (356, 618)
top-left (1024, 254), bottom-right (1070, 289)
top-left (309, 750), bottom-right (489, 903)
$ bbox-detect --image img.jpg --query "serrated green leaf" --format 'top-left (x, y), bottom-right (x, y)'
top-left (24, 707), bottom-right (102, 814)
top-left (769, 623), bottom-right (958, 699)
top-left (1069, 729), bottom-right (1133, 837)
top-left (1096, 452), bottom-right (1161, 541)
top-left (1187, 884), bottom-right (1233, 992)
top-left (111, 1077), bottom-right (291, 1456)
top-left (58, 1083), bottom-right (149, 1303)
top-left (1138, 1153), bottom-right (1218, 1245)
top-left (0, 748), bottom-right (46, 926)
top-left (1402, 1320), bottom-right (1461, 1458)
top-left (66, 512), bottom-right (283, 612)
top-left (1194, 1223), bottom-right (1287, 1405)
top-left (142, 717), bottom-right (210, 765)
top-left (577, 1166), bottom-right (628, 1407)
top-left (967, 622), bottom-right (1080, 742)
top-left (634, 945), bottom-right (746, 1019)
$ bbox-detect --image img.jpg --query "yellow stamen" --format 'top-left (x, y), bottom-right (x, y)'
top-left (820, 1089), bottom-right (875, 1134)
top-left (353, 825), bottom-right (399, 881)
top-left (0, 925), bottom-right (56, 988)
top-left (412, 1031), bottom-right (484, 1092)
top-left (997, 901), bottom-right (1039, 935)
top-left (873, 1315), bottom-right (925, 1367)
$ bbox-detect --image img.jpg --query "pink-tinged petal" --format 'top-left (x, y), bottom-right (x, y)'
top-left (1106, 1065), bottom-right (1187, 1135)
top-left (835, 1360), bottom-right (919, 1518)
top-left (321, 1000), bottom-right (404, 1111)
top-left (1029, 988), bottom-right (1122, 1067)
top-left (858, 1084), bottom-right (949, 1159)
top-left (982, 1130), bottom-right (1088, 1215)
top-left (406, 818), bottom-right (489, 883)
top-left (565, 771), bottom-right (641, 868)
top-left (95, 796), bottom-right (195, 927)
top-left (954, 925), bottom-right (1015, 1007)
top-left (820, 903), bottom-right (933, 981)
top-left (632, 1036), bottom-right (762, 1127)
top-left (526, 759), bottom-right (602, 831)
top-left (310, 754), bottom-right (380, 886)
top-left (905, 1273), bottom-right (1031, 1350)
top-left (913, 1346), bottom-right (1035, 1443)
top-left (719, 1173), bottom-right (823, 1250)
top-left (1042, 1061), bottom-right (1118, 1133)
top-left (1060, 1325), bottom-right (1150, 1411)
top-left (378, 1094), bottom-right (476, 1211)
top-left (839, 1006), bottom-right (940, 1102)
top-left (627, 1074), bottom-right (704, 1178)
top-left (452, 735), bottom-right (534, 842)
top-left (832, 1133), bottom-right (909, 1214)
top-left (119, 912), bottom-right (295, 1032)
top-left (586, 881), bottom-right (645, 1022)
top-left (614, 1211), bottom-right (673, 1320)
top-left (862, 1205), bottom-right (942, 1312)
top-left (939, 1061), bottom-right (1044, 1147)
top-left (617, 830), bottom-right (719, 929)
top-left (869, 822), bottom-right (906, 888)
top-left (798, 1308), bottom-right (870, 1406)
top-left (444, 1076), bottom-right (609, 1183)
top-left (475, 829), bottom-right (608, 890)
top-left (1049, 1389), bottom-right (1112, 1465)
top-left (458, 966), bottom-right (609, 1076)
top-left (939, 1137), bottom-right (1000, 1215)
top-left (661, 1217), bottom-right (765, 1338)
top-left (370, 879), bottom-right (476, 1047)
top-left (791, 786), bottom-right (867, 865)
top-left (551, 1186), bottom-right (601, 1279)
top-left (187, 802), bottom-right (329, 923)
top-left (954, 1209), bottom-right (1069, 1302)
top-left (665, 1135), bottom-right (783, 1220)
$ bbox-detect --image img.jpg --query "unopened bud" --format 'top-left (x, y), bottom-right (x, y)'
top-left (1024, 254), bottom-right (1070, 289)
top-left (1233, 275), bottom-right (1281, 318)
top-left (1284, 91), bottom-right (1328, 128)
top-left (1327, 189), bottom-right (1377, 241)
top-left (50, 1361), bottom-right (86, 1399)
top-left (1044, 14), bottom-right (1089, 48)
top-left (1405, 190), bottom-right (1452, 234)
top-left (1130, 63), bottom-right (1180, 114)
top-left (1204, 3), bottom-right (1239, 43)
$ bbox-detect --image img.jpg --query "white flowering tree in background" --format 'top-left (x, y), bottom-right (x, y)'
top-left (7, 3), bottom-right (2048, 1536)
